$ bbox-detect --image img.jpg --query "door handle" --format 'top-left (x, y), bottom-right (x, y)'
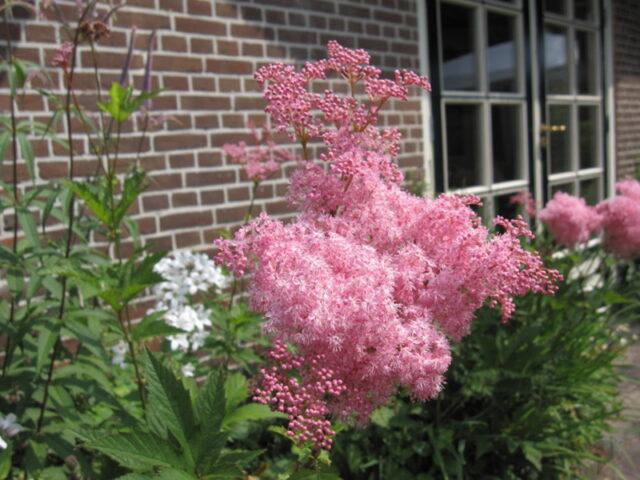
top-left (540, 123), bottom-right (566, 133)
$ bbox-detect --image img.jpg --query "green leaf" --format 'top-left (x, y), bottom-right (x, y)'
top-left (144, 350), bottom-right (196, 465)
top-left (36, 321), bottom-right (60, 374)
top-left (68, 181), bottom-right (111, 227)
top-left (115, 169), bottom-right (147, 226)
top-left (0, 444), bottom-right (12, 479)
top-left (17, 207), bottom-right (39, 249)
top-left (0, 130), bottom-right (10, 169)
top-left (17, 132), bottom-right (35, 181)
top-left (287, 467), bottom-right (341, 480)
top-left (195, 370), bottom-right (226, 430)
top-left (222, 403), bottom-right (286, 429)
top-left (98, 82), bottom-right (132, 123)
top-left (131, 312), bottom-right (185, 342)
top-left (86, 430), bottom-right (187, 471)
top-left (224, 373), bottom-right (248, 413)
top-left (522, 442), bottom-right (543, 471)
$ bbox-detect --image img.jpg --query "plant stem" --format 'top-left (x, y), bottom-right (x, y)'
top-left (227, 181), bottom-right (260, 309)
top-left (1, 8), bottom-right (19, 377)
top-left (36, 14), bottom-right (87, 432)
top-left (119, 309), bottom-right (147, 410)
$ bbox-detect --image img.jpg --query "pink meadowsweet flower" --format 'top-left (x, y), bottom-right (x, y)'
top-left (596, 179), bottom-right (640, 259)
top-left (215, 41), bottom-right (561, 446)
top-left (615, 178), bottom-right (640, 201)
top-left (253, 341), bottom-right (346, 450)
top-left (223, 122), bottom-right (297, 182)
top-left (538, 192), bottom-right (601, 247)
top-left (51, 42), bottom-right (74, 69)
top-left (509, 190), bottom-right (537, 218)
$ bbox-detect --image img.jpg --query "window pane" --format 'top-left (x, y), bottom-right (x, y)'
top-left (578, 105), bottom-right (599, 169)
top-left (445, 104), bottom-right (483, 189)
top-left (545, 25), bottom-right (570, 94)
top-left (576, 30), bottom-right (598, 94)
top-left (487, 13), bottom-right (518, 92)
top-left (495, 193), bottom-right (519, 219)
top-left (574, 0), bottom-right (596, 22)
top-left (550, 182), bottom-right (575, 197)
top-left (544, 0), bottom-right (567, 15)
top-left (580, 178), bottom-right (601, 205)
top-left (441, 3), bottom-right (479, 91)
top-left (548, 105), bottom-right (572, 174)
top-left (492, 105), bottom-right (522, 182)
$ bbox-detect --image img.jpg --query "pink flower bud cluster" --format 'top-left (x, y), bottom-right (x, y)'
top-left (254, 41), bottom-right (431, 144)
top-left (509, 190), bottom-right (537, 218)
top-left (223, 122), bottom-right (297, 182)
top-left (596, 179), bottom-right (640, 259)
top-left (215, 42), bottom-right (561, 443)
top-left (253, 341), bottom-right (346, 450)
top-left (538, 192), bottom-right (602, 247)
top-left (51, 42), bottom-right (74, 69)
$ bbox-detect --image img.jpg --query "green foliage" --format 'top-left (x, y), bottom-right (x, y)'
top-left (83, 351), bottom-right (272, 479)
top-left (331, 251), bottom-right (635, 480)
top-left (98, 82), bottom-right (160, 123)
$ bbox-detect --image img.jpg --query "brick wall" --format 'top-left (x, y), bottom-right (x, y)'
top-left (613, 0), bottom-right (640, 179)
top-left (0, 0), bottom-right (426, 253)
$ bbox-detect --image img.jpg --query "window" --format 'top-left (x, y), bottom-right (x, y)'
top-left (543, 0), bottom-right (603, 202)
top-left (437, 0), bottom-right (527, 218)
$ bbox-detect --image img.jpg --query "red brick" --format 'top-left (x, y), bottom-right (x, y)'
top-left (186, 170), bottom-right (236, 187)
top-left (154, 134), bottom-right (207, 151)
top-left (201, 189), bottom-right (225, 205)
top-left (115, 11), bottom-right (170, 29)
top-left (181, 95), bottom-right (230, 110)
top-left (160, 211), bottom-right (212, 230)
top-left (143, 194), bottom-right (169, 211)
top-left (172, 192), bottom-right (198, 207)
top-left (206, 59), bottom-right (253, 75)
top-left (175, 17), bottom-right (226, 35)
top-left (154, 55), bottom-right (202, 72)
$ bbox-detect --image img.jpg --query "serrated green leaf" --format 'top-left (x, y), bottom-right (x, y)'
top-left (224, 373), bottom-right (248, 413)
top-left (222, 403), bottom-right (286, 429)
top-left (115, 169), bottom-right (146, 226)
top-left (144, 350), bottom-right (196, 466)
top-left (86, 430), bottom-right (187, 471)
top-left (68, 181), bottom-right (111, 226)
top-left (195, 370), bottom-right (226, 430)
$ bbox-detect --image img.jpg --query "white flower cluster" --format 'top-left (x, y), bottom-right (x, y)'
top-left (0, 413), bottom-right (23, 450)
top-left (111, 340), bottom-right (129, 369)
top-left (150, 251), bottom-right (229, 354)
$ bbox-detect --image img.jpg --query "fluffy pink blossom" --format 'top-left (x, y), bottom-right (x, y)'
top-left (51, 42), bottom-right (74, 69)
top-left (216, 42), bottom-right (561, 445)
top-left (538, 192), bottom-right (602, 247)
top-left (509, 191), bottom-right (537, 218)
top-left (254, 41), bottom-right (430, 144)
top-left (615, 178), bottom-right (640, 201)
top-left (223, 122), bottom-right (297, 182)
top-left (597, 179), bottom-right (640, 259)
top-left (253, 341), bottom-right (346, 450)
